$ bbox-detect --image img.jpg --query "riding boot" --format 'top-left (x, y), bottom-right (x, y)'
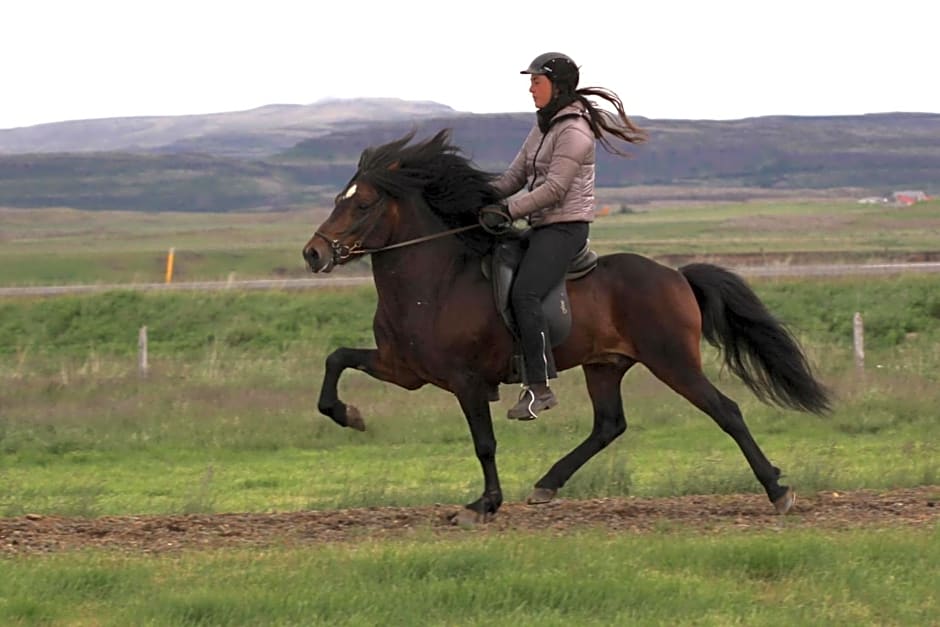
top-left (507, 382), bottom-right (557, 421)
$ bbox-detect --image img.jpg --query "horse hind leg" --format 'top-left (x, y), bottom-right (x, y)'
top-left (529, 360), bottom-right (633, 504)
top-left (645, 354), bottom-right (794, 513)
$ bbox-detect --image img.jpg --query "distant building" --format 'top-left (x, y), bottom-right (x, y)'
top-left (857, 196), bottom-right (887, 204)
top-left (891, 190), bottom-right (930, 205)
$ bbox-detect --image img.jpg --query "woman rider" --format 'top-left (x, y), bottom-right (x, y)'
top-left (481, 52), bottom-right (647, 420)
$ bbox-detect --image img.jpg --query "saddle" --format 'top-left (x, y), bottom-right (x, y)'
top-left (481, 237), bottom-right (598, 383)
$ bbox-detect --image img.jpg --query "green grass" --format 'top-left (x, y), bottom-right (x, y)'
top-left (2, 275), bottom-right (939, 361)
top-left (0, 288), bottom-right (377, 359)
top-left (590, 199), bottom-right (940, 258)
top-left (1, 368), bottom-right (936, 517)
top-left (1, 277), bottom-right (939, 517)
top-left (1, 528), bottom-right (937, 625)
top-left (2, 199), bottom-right (938, 285)
top-left (1, 277), bottom-right (938, 516)
top-left (2, 202), bottom-right (937, 626)
top-left (0, 206), bottom-right (366, 286)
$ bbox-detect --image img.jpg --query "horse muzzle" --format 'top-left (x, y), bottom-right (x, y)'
top-left (302, 241), bottom-right (335, 273)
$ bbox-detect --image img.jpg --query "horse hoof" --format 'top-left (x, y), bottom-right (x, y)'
top-left (773, 487), bottom-right (796, 515)
top-left (346, 405), bottom-right (366, 432)
top-left (526, 487), bottom-right (557, 505)
top-left (448, 508), bottom-right (483, 528)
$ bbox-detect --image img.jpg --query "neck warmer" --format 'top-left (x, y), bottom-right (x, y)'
top-left (537, 92), bottom-right (578, 133)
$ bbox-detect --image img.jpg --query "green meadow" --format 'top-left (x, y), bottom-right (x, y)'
top-left (2, 198), bottom-right (938, 285)
top-left (1, 199), bottom-right (938, 625)
top-left (1, 276), bottom-right (938, 518)
top-left (2, 530), bottom-right (937, 626)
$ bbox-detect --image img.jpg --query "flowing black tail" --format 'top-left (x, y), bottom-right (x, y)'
top-left (680, 263), bottom-right (832, 415)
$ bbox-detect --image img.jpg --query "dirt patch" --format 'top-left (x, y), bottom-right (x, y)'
top-left (2, 487), bottom-right (936, 556)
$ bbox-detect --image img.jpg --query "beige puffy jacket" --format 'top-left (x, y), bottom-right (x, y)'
top-left (491, 103), bottom-right (596, 226)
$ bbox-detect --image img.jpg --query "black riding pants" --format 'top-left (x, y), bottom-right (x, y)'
top-left (510, 221), bottom-right (590, 385)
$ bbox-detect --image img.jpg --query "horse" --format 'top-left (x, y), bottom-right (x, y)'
top-left (301, 130), bottom-right (832, 524)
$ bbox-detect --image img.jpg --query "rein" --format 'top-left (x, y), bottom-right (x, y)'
top-left (355, 223), bottom-right (482, 255)
top-left (314, 184), bottom-right (485, 266)
top-left (314, 221), bottom-right (481, 263)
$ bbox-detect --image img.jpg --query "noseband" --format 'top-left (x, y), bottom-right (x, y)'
top-left (313, 194), bottom-right (387, 265)
top-left (312, 231), bottom-right (364, 263)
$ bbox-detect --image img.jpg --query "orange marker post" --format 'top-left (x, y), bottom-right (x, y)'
top-left (165, 247), bottom-right (175, 284)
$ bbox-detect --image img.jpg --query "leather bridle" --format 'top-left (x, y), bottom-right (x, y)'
top-left (312, 195), bottom-right (481, 267)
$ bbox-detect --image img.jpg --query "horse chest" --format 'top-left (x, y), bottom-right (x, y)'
top-left (375, 302), bottom-right (440, 353)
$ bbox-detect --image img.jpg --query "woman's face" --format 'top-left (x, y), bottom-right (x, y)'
top-left (529, 75), bottom-right (554, 109)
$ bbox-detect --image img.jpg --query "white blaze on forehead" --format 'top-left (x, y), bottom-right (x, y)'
top-left (343, 183), bottom-right (357, 199)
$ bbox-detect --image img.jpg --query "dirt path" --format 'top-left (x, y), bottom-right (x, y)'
top-left (2, 487), bottom-right (937, 556)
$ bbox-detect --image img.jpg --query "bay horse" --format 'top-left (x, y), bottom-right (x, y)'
top-left (302, 130), bottom-right (831, 524)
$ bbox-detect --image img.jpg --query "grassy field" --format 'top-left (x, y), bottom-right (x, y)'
top-left (0, 207), bottom-right (347, 286)
top-left (1, 277), bottom-right (938, 516)
top-left (2, 529), bottom-right (937, 625)
top-left (2, 201), bottom-right (938, 625)
top-left (2, 199), bottom-right (938, 285)
top-left (590, 198), bottom-right (940, 259)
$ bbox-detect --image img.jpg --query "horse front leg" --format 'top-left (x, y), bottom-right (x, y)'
top-left (317, 347), bottom-right (423, 431)
top-left (449, 378), bottom-right (503, 526)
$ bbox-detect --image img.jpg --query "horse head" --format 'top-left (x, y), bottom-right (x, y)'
top-left (303, 129), bottom-right (502, 273)
top-left (302, 176), bottom-right (396, 273)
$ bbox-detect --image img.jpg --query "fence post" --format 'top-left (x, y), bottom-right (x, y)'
top-left (138, 326), bottom-right (149, 378)
top-left (853, 312), bottom-right (864, 373)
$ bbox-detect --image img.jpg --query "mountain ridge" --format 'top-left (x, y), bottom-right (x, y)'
top-left (0, 99), bottom-right (462, 156)
top-left (0, 100), bottom-right (937, 212)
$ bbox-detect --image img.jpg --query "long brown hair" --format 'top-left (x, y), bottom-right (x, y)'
top-left (574, 86), bottom-right (647, 155)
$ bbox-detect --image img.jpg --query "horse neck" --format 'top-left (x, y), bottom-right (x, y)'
top-left (370, 200), bottom-right (468, 300)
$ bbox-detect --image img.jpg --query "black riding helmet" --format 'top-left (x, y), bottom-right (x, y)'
top-left (520, 52), bottom-right (580, 93)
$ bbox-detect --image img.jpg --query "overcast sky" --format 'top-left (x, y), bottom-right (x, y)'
top-left (2, 0), bottom-right (936, 130)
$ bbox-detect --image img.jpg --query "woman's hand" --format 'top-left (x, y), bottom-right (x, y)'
top-left (479, 204), bottom-right (513, 233)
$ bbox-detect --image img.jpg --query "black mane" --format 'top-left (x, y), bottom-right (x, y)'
top-left (356, 130), bottom-right (501, 254)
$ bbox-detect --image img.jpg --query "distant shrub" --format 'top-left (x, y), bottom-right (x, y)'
top-left (0, 287), bottom-right (377, 358)
top-left (756, 275), bottom-right (940, 350)
top-left (1, 276), bottom-right (938, 359)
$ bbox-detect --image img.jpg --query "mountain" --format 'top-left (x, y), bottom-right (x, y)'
top-left (0, 99), bottom-right (461, 157)
top-left (278, 112), bottom-right (940, 189)
top-left (0, 101), bottom-right (937, 212)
